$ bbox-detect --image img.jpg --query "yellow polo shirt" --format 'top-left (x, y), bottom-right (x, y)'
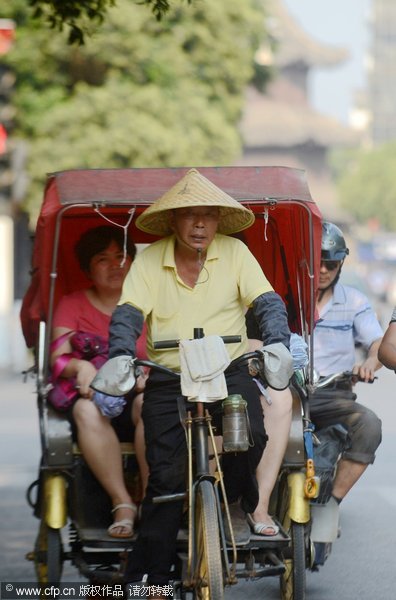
top-left (119, 233), bottom-right (273, 370)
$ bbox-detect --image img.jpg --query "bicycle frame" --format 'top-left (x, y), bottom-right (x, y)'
top-left (147, 329), bottom-right (241, 594)
top-left (185, 403), bottom-right (237, 587)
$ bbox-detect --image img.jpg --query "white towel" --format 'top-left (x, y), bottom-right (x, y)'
top-left (179, 335), bottom-right (231, 402)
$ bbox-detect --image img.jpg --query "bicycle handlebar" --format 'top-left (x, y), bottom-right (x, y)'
top-left (135, 359), bottom-right (179, 378)
top-left (134, 346), bottom-right (262, 380)
top-left (315, 370), bottom-right (377, 389)
top-left (153, 334), bottom-right (242, 350)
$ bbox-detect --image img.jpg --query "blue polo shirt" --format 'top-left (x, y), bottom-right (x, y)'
top-left (314, 282), bottom-right (383, 376)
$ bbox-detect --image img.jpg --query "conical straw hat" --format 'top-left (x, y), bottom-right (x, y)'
top-left (136, 168), bottom-right (255, 236)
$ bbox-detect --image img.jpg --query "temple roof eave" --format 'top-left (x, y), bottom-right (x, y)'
top-left (240, 98), bottom-right (359, 148)
top-left (267, 0), bottom-right (349, 68)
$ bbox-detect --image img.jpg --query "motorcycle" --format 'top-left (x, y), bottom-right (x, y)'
top-left (308, 371), bottom-right (376, 570)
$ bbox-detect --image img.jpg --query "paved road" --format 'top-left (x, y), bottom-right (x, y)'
top-left (1, 367), bottom-right (396, 598)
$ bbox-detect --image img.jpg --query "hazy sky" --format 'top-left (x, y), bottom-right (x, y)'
top-left (283, 0), bottom-right (372, 124)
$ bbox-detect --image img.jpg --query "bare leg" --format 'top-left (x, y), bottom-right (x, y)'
top-left (332, 458), bottom-right (368, 500)
top-left (73, 398), bottom-right (136, 535)
top-left (132, 392), bottom-right (149, 497)
top-left (252, 387), bottom-right (292, 532)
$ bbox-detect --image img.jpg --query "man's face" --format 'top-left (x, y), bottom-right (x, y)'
top-left (170, 206), bottom-right (220, 252)
top-left (319, 258), bottom-right (342, 290)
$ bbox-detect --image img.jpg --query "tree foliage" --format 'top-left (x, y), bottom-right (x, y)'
top-left (336, 143), bottom-right (396, 231)
top-left (27, 0), bottom-right (194, 44)
top-left (1, 0), bottom-right (269, 222)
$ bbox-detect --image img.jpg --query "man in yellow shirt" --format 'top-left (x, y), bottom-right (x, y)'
top-left (120, 217), bottom-right (273, 370)
top-left (98, 169), bottom-right (293, 588)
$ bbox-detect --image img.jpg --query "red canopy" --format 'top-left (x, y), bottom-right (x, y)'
top-left (21, 166), bottom-right (322, 348)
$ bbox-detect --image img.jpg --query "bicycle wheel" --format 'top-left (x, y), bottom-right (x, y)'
top-left (193, 479), bottom-right (224, 600)
top-left (280, 519), bottom-right (306, 600)
top-left (34, 521), bottom-right (63, 584)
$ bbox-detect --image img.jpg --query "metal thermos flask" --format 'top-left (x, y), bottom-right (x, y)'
top-left (222, 394), bottom-right (249, 452)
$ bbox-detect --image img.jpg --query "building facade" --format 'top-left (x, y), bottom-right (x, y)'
top-left (237, 0), bottom-right (358, 221)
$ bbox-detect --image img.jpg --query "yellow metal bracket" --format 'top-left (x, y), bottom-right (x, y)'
top-left (44, 473), bottom-right (67, 529)
top-left (304, 458), bottom-right (320, 499)
top-left (287, 471), bottom-right (310, 523)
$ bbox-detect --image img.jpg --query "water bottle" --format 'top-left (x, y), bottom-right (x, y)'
top-left (222, 394), bottom-right (249, 452)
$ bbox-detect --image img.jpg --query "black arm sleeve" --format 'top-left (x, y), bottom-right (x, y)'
top-left (250, 291), bottom-right (291, 349)
top-left (109, 303), bottom-right (144, 359)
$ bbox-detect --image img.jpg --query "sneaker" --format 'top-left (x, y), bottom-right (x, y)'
top-left (223, 502), bottom-right (251, 546)
top-left (312, 541), bottom-right (332, 569)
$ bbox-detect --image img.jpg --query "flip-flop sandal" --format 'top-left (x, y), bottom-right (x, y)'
top-left (247, 513), bottom-right (279, 537)
top-left (108, 502), bottom-right (137, 539)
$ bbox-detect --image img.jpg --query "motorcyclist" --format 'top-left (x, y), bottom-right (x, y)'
top-left (311, 222), bottom-right (383, 508)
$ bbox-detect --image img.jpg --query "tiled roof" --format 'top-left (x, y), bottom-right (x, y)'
top-left (268, 0), bottom-right (349, 68)
top-left (240, 87), bottom-right (358, 147)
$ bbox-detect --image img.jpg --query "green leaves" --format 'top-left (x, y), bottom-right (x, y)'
top-left (3, 0), bottom-right (267, 222)
top-left (27, 0), bottom-right (193, 44)
top-left (337, 143), bottom-right (396, 230)
top-left (28, 0), bottom-right (116, 44)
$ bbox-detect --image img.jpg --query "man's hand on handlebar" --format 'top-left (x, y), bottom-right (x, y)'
top-left (316, 370), bottom-right (377, 390)
top-left (247, 343), bottom-right (293, 391)
top-left (352, 357), bottom-right (378, 384)
top-left (90, 354), bottom-right (137, 396)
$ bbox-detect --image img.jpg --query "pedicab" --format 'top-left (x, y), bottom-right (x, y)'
top-left (21, 166), bottom-right (322, 598)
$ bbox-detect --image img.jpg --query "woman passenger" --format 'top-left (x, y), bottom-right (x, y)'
top-left (50, 225), bottom-right (148, 538)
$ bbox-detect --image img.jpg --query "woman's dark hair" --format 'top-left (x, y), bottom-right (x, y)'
top-left (75, 225), bottom-right (136, 273)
